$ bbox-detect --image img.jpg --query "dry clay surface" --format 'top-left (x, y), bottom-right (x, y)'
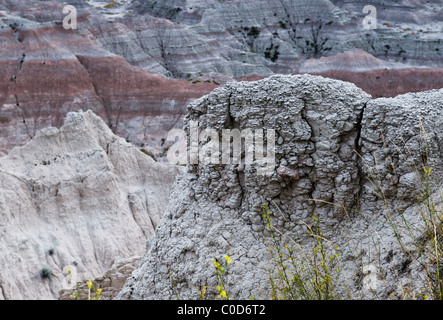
top-left (119, 74), bottom-right (443, 300)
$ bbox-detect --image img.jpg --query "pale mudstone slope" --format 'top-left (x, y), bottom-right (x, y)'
top-left (0, 110), bottom-right (182, 300)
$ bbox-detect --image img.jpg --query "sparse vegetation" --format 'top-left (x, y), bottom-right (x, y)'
top-left (213, 255), bottom-right (232, 300)
top-left (264, 42), bottom-right (280, 62)
top-left (104, 0), bottom-right (118, 8)
top-left (140, 148), bottom-right (157, 161)
top-left (86, 280), bottom-right (102, 300)
top-left (69, 268), bottom-right (102, 300)
top-left (247, 26), bottom-right (261, 38)
top-left (304, 21), bottom-right (333, 58)
top-left (169, 274), bottom-right (181, 300)
top-left (39, 267), bottom-right (52, 279)
top-left (360, 120), bottom-right (443, 300)
top-left (262, 205), bottom-right (342, 300)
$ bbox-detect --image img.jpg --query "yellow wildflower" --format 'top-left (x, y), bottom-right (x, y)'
top-left (422, 164), bottom-right (432, 175)
top-left (200, 286), bottom-right (206, 299)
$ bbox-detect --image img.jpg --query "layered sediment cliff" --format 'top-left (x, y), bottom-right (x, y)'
top-left (0, 0), bottom-right (441, 158)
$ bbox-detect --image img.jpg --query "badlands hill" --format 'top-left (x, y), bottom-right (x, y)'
top-left (0, 0), bottom-right (442, 300)
top-left (0, 0), bottom-right (442, 160)
top-left (0, 73), bottom-right (441, 300)
top-left (118, 74), bottom-right (443, 300)
top-left (0, 110), bottom-right (181, 299)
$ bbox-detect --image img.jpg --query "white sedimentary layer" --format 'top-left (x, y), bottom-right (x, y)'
top-left (0, 110), bottom-right (182, 300)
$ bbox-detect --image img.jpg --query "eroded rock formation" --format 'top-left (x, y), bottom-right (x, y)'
top-left (0, 0), bottom-right (217, 159)
top-left (0, 110), bottom-right (182, 299)
top-left (118, 74), bottom-right (443, 300)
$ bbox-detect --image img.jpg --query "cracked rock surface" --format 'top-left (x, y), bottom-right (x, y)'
top-left (118, 74), bottom-right (443, 300)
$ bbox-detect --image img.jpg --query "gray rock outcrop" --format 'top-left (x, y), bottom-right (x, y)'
top-left (0, 110), bottom-right (182, 300)
top-left (118, 74), bottom-right (443, 300)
